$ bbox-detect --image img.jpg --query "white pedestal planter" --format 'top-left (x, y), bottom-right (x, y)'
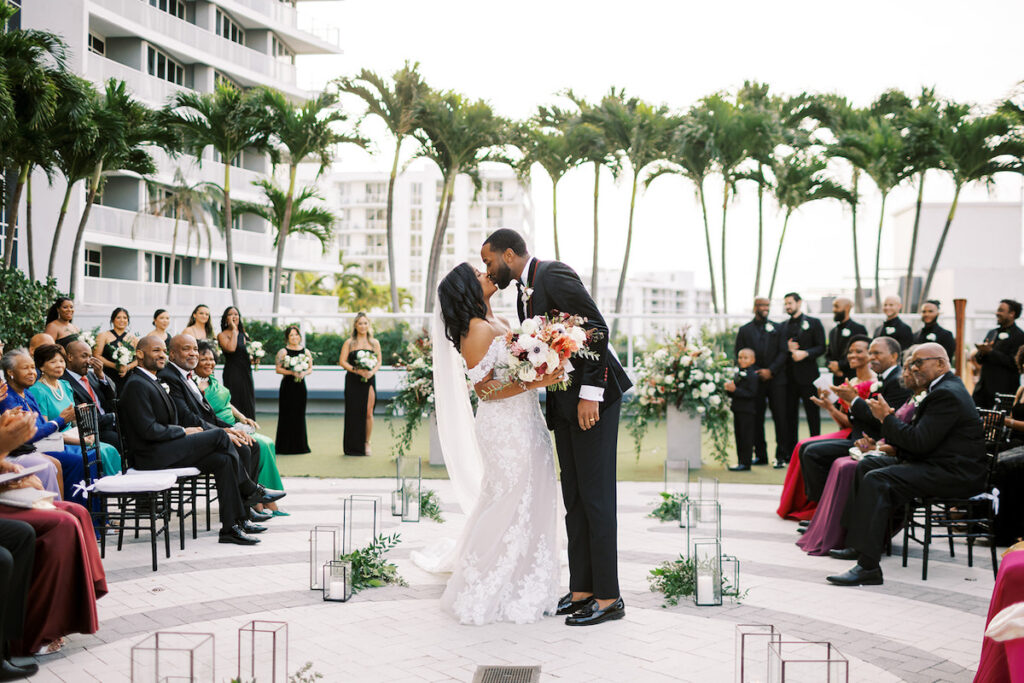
top-left (666, 405), bottom-right (703, 470)
top-left (428, 412), bottom-right (444, 466)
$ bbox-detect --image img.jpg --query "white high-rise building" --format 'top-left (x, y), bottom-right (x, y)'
top-left (6, 0), bottom-right (345, 322)
top-left (584, 268), bottom-right (713, 337)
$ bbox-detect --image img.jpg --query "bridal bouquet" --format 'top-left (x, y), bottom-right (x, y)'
top-left (245, 340), bottom-right (265, 367)
top-left (282, 351), bottom-right (311, 382)
top-left (353, 349), bottom-right (377, 382)
top-left (496, 312), bottom-right (600, 391)
top-left (110, 341), bottom-right (134, 369)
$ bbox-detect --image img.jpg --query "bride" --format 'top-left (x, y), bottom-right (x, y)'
top-left (428, 262), bottom-right (563, 625)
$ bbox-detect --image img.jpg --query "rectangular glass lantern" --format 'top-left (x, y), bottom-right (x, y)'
top-left (685, 500), bottom-right (721, 558)
top-left (698, 476), bottom-right (719, 502)
top-left (768, 642), bottom-right (849, 683)
top-left (664, 459), bottom-right (689, 496)
top-left (130, 631), bottom-right (214, 683)
top-left (722, 554), bottom-right (740, 599)
top-left (693, 540), bottom-right (722, 606)
top-left (342, 495), bottom-right (380, 553)
top-left (391, 458), bottom-right (403, 516)
top-left (322, 560), bottom-right (352, 602)
top-left (308, 525), bottom-right (340, 591)
top-left (398, 455), bottom-right (422, 523)
top-left (735, 624), bottom-right (781, 683)
top-left (238, 621), bottom-right (287, 683)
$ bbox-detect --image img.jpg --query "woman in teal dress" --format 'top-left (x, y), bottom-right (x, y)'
top-left (28, 344), bottom-right (121, 477)
top-left (194, 341), bottom-right (287, 516)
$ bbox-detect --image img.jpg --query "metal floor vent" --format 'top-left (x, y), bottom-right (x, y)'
top-left (472, 665), bottom-right (542, 683)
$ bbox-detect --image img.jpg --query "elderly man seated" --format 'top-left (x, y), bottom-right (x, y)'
top-left (826, 343), bottom-right (988, 586)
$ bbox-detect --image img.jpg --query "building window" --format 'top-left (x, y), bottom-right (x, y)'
top-left (88, 32), bottom-right (105, 56)
top-left (366, 208), bottom-right (385, 230)
top-left (410, 183), bottom-right (422, 205)
top-left (486, 180), bottom-right (504, 201)
top-left (410, 208), bottom-right (422, 232)
top-left (212, 201), bottom-right (241, 229)
top-left (214, 70), bottom-right (241, 90)
top-left (410, 233), bottom-right (423, 258)
top-left (214, 262), bottom-right (241, 289)
top-left (145, 252), bottom-right (182, 284)
top-left (147, 44), bottom-right (184, 85)
top-left (211, 149), bottom-right (243, 169)
top-left (215, 9), bottom-right (245, 46)
top-left (149, 0), bottom-right (185, 20)
top-left (435, 180), bottom-right (444, 202)
top-left (271, 35), bottom-right (294, 64)
top-left (365, 182), bottom-right (386, 203)
top-left (443, 232), bottom-right (455, 256)
top-left (85, 249), bottom-right (102, 278)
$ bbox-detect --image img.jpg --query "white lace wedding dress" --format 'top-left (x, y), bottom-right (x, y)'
top-left (439, 335), bottom-right (561, 625)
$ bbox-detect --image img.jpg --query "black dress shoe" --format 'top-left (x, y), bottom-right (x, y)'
top-left (249, 508), bottom-right (273, 523)
top-left (241, 520), bottom-right (266, 534)
top-left (218, 524), bottom-right (260, 545)
top-left (244, 486), bottom-right (287, 508)
top-left (555, 592), bottom-right (593, 616)
top-left (773, 460), bottom-right (787, 469)
top-left (797, 527), bottom-right (806, 534)
top-left (828, 547), bottom-right (859, 560)
top-left (565, 597), bottom-right (625, 626)
top-left (1, 659), bottom-right (39, 681)
top-left (798, 520), bottom-right (810, 528)
top-left (752, 458), bottom-right (768, 466)
top-left (827, 564), bottom-right (883, 586)
top-left (728, 465), bottom-right (751, 472)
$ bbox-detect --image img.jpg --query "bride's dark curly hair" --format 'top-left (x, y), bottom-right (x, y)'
top-left (438, 263), bottom-right (487, 352)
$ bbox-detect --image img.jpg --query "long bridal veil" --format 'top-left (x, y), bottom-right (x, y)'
top-left (408, 299), bottom-right (485, 573)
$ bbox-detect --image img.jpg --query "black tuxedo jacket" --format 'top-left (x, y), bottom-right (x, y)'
top-left (118, 369), bottom-right (188, 468)
top-left (784, 314), bottom-right (826, 385)
top-left (517, 259), bottom-right (631, 424)
top-left (62, 369), bottom-right (116, 419)
top-left (729, 366), bottom-right (760, 415)
top-left (735, 320), bottom-right (786, 380)
top-left (158, 365), bottom-right (227, 431)
top-left (974, 324), bottom-right (1024, 408)
top-left (873, 317), bottom-right (914, 354)
top-left (881, 372), bottom-right (987, 485)
top-left (848, 365), bottom-right (912, 439)
top-left (915, 323), bottom-right (956, 360)
top-left (827, 318), bottom-right (868, 379)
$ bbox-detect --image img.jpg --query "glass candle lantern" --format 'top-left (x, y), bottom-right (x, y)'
top-left (130, 631), bottom-right (215, 683)
top-left (693, 540), bottom-right (723, 606)
top-left (722, 554), bottom-right (740, 598)
top-left (342, 495), bottom-right (380, 553)
top-left (698, 476), bottom-right (719, 502)
top-left (664, 458), bottom-right (689, 497)
top-left (735, 624), bottom-right (781, 683)
top-left (308, 525), bottom-right (340, 591)
top-left (767, 642), bottom-right (849, 683)
top-left (685, 500), bottom-right (721, 558)
top-left (322, 560), bottom-right (352, 602)
top-left (398, 455), bottom-right (421, 523)
top-left (391, 458), bottom-right (403, 516)
top-left (237, 621), bottom-right (287, 683)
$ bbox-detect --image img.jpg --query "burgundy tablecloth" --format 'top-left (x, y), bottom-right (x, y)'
top-left (974, 550), bottom-right (1024, 682)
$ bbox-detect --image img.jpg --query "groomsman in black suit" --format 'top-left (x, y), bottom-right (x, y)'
top-left (827, 343), bottom-right (987, 586)
top-left (62, 339), bottom-right (120, 452)
top-left (873, 295), bottom-right (914, 353)
top-left (734, 297), bottom-right (788, 466)
top-left (825, 298), bottom-right (867, 384)
top-left (118, 336), bottom-right (283, 545)
top-left (973, 298), bottom-right (1024, 408)
top-left (915, 299), bottom-right (956, 360)
top-left (781, 292), bottom-right (826, 467)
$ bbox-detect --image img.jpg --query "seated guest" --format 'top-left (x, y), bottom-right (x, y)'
top-left (825, 297), bottom-right (867, 384)
top-left (798, 365), bottom-right (925, 556)
top-left (26, 334), bottom-right (54, 359)
top-left (44, 297), bottom-right (81, 350)
top-left (195, 341), bottom-right (287, 515)
top-left (0, 399), bottom-right (106, 659)
top-left (61, 340), bottom-right (119, 453)
top-left (873, 295), bottom-right (914, 353)
top-left (725, 348), bottom-right (760, 472)
top-left (28, 345), bottom-right (120, 478)
top-left (988, 346), bottom-right (1024, 545)
top-left (827, 343), bottom-right (987, 586)
top-left (916, 300), bottom-right (955, 361)
top-left (118, 336), bottom-right (282, 545)
top-left (802, 336), bottom-right (911, 503)
top-left (973, 299), bottom-right (1024, 409)
top-left (777, 336), bottom-right (875, 521)
top-left (0, 383), bottom-right (61, 499)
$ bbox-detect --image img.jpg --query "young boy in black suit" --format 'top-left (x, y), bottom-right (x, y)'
top-left (725, 348), bottom-right (760, 472)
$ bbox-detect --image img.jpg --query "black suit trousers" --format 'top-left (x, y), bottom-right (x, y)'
top-left (733, 411), bottom-right (756, 467)
top-left (551, 399), bottom-right (620, 599)
top-left (801, 439), bottom-right (856, 502)
top-left (757, 379), bottom-right (789, 463)
top-left (784, 373), bottom-right (820, 454)
top-left (0, 519), bottom-right (35, 649)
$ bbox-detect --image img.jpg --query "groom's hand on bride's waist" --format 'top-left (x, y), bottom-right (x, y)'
top-left (578, 399), bottom-right (600, 431)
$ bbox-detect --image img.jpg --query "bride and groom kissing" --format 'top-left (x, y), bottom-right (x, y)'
top-left (429, 228), bottom-right (631, 626)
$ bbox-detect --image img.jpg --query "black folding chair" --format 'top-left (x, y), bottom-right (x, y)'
top-left (993, 393), bottom-right (1017, 414)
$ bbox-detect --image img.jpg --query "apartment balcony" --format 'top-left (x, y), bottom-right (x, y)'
top-left (148, 148), bottom-right (267, 201)
top-left (223, 0), bottom-right (343, 54)
top-left (86, 54), bottom-right (191, 107)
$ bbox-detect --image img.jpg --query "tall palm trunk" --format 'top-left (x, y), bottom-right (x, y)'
top-left (551, 181), bottom-right (560, 261)
top-left (919, 184), bottom-right (962, 307)
top-left (3, 163), bottom-right (29, 267)
top-left (271, 164), bottom-right (297, 324)
top-left (753, 167), bottom-right (764, 296)
top-left (167, 216), bottom-right (181, 305)
top-left (590, 161), bottom-right (600, 295)
top-left (698, 182), bottom-right (719, 314)
top-left (385, 140), bottom-right (403, 313)
top-left (25, 174), bottom-right (35, 281)
top-left (873, 192), bottom-right (888, 312)
top-left (49, 182), bottom-right (75, 277)
top-left (612, 173), bottom-right (640, 338)
top-left (720, 182), bottom-right (730, 314)
top-left (850, 171), bottom-right (864, 312)
top-left (768, 210), bottom-right (793, 299)
top-left (424, 172), bottom-right (456, 313)
top-left (222, 162), bottom-right (240, 309)
top-left (903, 172), bottom-right (926, 310)
top-left (69, 163), bottom-right (102, 298)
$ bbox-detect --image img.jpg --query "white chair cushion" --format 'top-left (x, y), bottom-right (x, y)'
top-left (93, 472), bottom-right (177, 493)
top-left (127, 467), bottom-right (201, 478)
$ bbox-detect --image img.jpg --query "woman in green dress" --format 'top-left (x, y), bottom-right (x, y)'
top-left (194, 341), bottom-right (288, 516)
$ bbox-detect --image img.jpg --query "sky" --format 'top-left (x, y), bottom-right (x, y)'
top-left (295, 0), bottom-right (1024, 312)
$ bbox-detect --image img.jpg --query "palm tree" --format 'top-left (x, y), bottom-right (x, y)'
top-left (336, 62), bottom-right (426, 313)
top-left (584, 88), bottom-right (674, 332)
top-left (414, 89), bottom-right (508, 312)
top-left (261, 88), bottom-right (365, 322)
top-left (233, 178), bottom-right (337, 262)
top-left (767, 151), bottom-right (850, 298)
top-left (163, 82), bottom-right (273, 307)
top-left (918, 106), bottom-right (1024, 305)
top-left (334, 262), bottom-right (412, 312)
top-left (736, 82), bottom-right (779, 298)
top-left (137, 169), bottom-right (216, 304)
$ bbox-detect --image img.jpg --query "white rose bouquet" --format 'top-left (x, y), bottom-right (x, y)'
top-left (496, 312), bottom-right (599, 391)
top-left (245, 340), bottom-right (265, 367)
top-left (353, 349), bottom-right (377, 383)
top-left (282, 352), bottom-right (311, 383)
top-left (111, 343), bottom-right (134, 368)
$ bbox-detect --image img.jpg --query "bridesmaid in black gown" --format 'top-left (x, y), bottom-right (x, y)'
top-left (93, 307), bottom-right (137, 394)
top-left (275, 325), bottom-right (312, 454)
top-left (340, 313), bottom-right (381, 456)
top-left (217, 306), bottom-right (257, 420)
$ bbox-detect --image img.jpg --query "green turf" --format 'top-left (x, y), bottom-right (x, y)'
top-left (259, 413), bottom-right (817, 484)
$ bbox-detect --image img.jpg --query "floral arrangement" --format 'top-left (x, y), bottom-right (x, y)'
top-left (110, 341), bottom-right (135, 368)
top-left (648, 554), bottom-right (744, 607)
top-left (340, 533), bottom-right (407, 594)
top-left (353, 349), bottom-right (377, 382)
top-left (419, 489), bottom-right (444, 523)
top-left (494, 312), bottom-right (599, 390)
top-left (245, 339), bottom-right (265, 367)
top-left (387, 333), bottom-right (436, 459)
top-left (281, 351), bottom-right (311, 383)
top-left (627, 331), bottom-right (733, 464)
top-left (648, 492), bottom-right (689, 523)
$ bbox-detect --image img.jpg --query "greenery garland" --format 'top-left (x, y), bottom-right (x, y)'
top-left (648, 492), bottom-right (689, 523)
top-left (419, 489), bottom-right (445, 523)
top-left (648, 554), bottom-right (745, 607)
top-left (341, 533), bottom-right (407, 594)
top-left (386, 333), bottom-right (434, 459)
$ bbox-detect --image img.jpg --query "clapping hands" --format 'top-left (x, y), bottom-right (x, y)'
top-left (866, 394), bottom-right (893, 421)
top-left (0, 408), bottom-right (37, 455)
top-left (833, 382), bottom-right (858, 404)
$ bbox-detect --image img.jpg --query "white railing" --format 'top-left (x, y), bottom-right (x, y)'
top-left (86, 56), bottom-right (192, 107)
top-left (231, 0), bottom-right (298, 28)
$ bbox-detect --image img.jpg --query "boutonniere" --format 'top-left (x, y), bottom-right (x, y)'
top-left (160, 382), bottom-right (171, 395)
top-left (912, 392), bottom-right (927, 406)
top-left (926, 332), bottom-right (936, 341)
top-left (885, 326), bottom-right (895, 335)
top-left (738, 370), bottom-right (747, 378)
top-left (521, 287), bottom-right (534, 305)
top-left (870, 381), bottom-right (882, 394)
top-left (765, 323), bottom-right (775, 333)
top-left (801, 320), bottom-right (809, 331)
top-left (841, 328), bottom-right (851, 337)
top-left (999, 332), bottom-right (1010, 340)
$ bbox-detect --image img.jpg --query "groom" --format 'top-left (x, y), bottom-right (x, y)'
top-left (482, 228), bottom-right (632, 626)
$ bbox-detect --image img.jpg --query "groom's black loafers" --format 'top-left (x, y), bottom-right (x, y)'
top-left (826, 564), bottom-right (883, 586)
top-left (555, 592), bottom-right (593, 616)
top-left (565, 597), bottom-right (625, 626)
